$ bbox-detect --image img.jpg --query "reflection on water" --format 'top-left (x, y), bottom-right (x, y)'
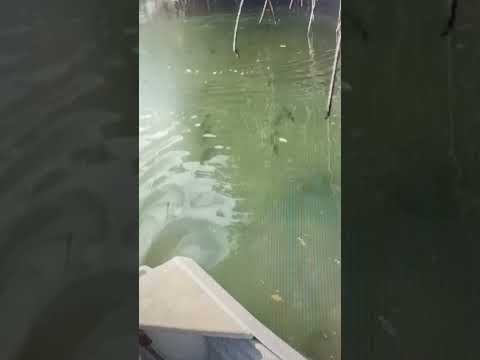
top-left (140, 10), bottom-right (340, 360)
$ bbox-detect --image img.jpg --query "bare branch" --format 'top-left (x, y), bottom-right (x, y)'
top-left (268, 0), bottom-right (276, 24)
top-left (307, 0), bottom-right (316, 37)
top-left (259, 0), bottom-right (276, 24)
top-left (326, 1), bottom-right (341, 118)
top-left (325, 32), bottom-right (340, 118)
top-left (259, 0), bottom-right (268, 23)
top-left (233, 0), bottom-right (245, 57)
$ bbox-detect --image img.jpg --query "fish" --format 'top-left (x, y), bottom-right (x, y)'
top-left (282, 106), bottom-right (295, 123)
top-left (200, 114), bottom-right (213, 134)
top-left (274, 107), bottom-right (295, 126)
top-left (272, 143), bottom-right (279, 156)
top-left (270, 131), bottom-right (280, 156)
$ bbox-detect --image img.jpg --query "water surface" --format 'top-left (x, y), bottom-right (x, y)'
top-left (139, 10), bottom-right (340, 359)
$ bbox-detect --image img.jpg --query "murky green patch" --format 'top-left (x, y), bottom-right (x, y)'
top-left (140, 10), bottom-right (340, 359)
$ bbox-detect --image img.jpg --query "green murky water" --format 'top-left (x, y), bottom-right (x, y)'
top-left (140, 9), bottom-right (340, 359)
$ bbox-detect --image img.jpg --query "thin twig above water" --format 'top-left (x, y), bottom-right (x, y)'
top-left (259, 0), bottom-right (276, 24)
top-left (326, 0), bottom-right (341, 118)
top-left (307, 0), bottom-right (316, 37)
top-left (233, 0), bottom-right (245, 57)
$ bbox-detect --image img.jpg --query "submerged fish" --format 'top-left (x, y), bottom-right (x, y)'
top-left (273, 106), bottom-right (295, 126)
top-left (282, 106), bottom-right (295, 123)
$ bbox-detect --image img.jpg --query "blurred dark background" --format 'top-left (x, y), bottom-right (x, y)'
top-left (0, 1), bottom-right (138, 359)
top-left (343, 1), bottom-right (479, 359)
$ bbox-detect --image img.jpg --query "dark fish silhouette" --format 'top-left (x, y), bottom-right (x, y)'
top-left (272, 143), bottom-right (279, 156)
top-left (273, 113), bottom-right (282, 126)
top-left (282, 106), bottom-right (295, 123)
top-left (200, 114), bottom-right (213, 134)
top-left (273, 106), bottom-right (295, 126)
top-left (270, 130), bottom-right (280, 156)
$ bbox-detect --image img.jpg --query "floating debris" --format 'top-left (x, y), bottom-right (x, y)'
top-left (297, 237), bottom-right (306, 247)
top-left (240, 72), bottom-right (245, 76)
top-left (194, 123), bottom-right (201, 127)
top-left (195, 69), bottom-right (199, 74)
top-left (191, 115), bottom-right (198, 119)
top-left (233, 69), bottom-right (238, 73)
top-left (203, 133), bottom-right (217, 138)
top-left (334, 258), bottom-right (341, 265)
top-left (213, 71), bottom-right (217, 75)
top-left (185, 68), bottom-right (192, 73)
top-left (279, 137), bottom-right (288, 143)
top-left (280, 44), bottom-right (287, 48)
top-left (214, 145), bottom-right (224, 150)
top-left (271, 294), bottom-right (283, 302)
